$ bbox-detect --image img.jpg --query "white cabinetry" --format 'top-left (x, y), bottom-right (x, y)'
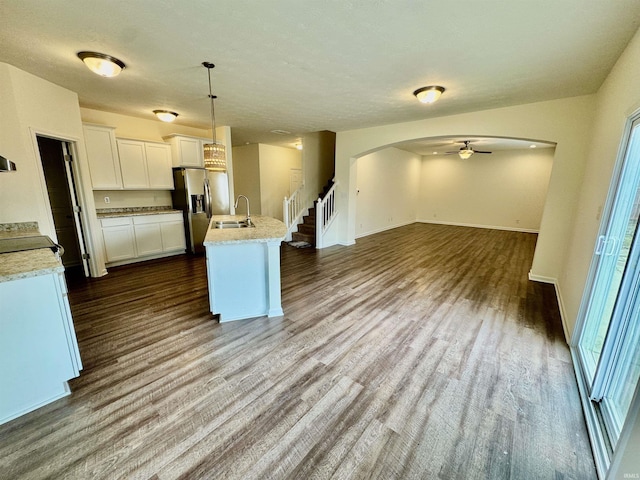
top-left (116, 139), bottom-right (173, 189)
top-left (82, 124), bottom-right (123, 189)
top-left (164, 134), bottom-right (204, 168)
top-left (145, 143), bottom-right (174, 188)
top-left (101, 213), bottom-right (186, 266)
top-left (101, 217), bottom-right (136, 263)
top-left (160, 220), bottom-right (187, 251)
top-left (0, 271), bottom-right (82, 424)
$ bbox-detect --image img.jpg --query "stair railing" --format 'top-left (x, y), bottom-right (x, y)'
top-left (315, 179), bottom-right (337, 249)
top-left (283, 184), bottom-right (306, 241)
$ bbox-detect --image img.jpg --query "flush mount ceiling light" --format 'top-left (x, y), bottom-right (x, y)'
top-left (153, 110), bottom-right (179, 123)
top-left (77, 51), bottom-right (126, 77)
top-left (413, 85), bottom-right (445, 104)
top-left (202, 62), bottom-right (226, 171)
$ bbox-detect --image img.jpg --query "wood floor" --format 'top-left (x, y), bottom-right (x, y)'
top-left (0, 223), bottom-right (596, 479)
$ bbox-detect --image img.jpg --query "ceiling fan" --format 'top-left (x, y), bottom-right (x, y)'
top-left (446, 140), bottom-right (492, 159)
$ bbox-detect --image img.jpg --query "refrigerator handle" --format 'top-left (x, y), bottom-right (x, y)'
top-left (203, 177), bottom-right (212, 219)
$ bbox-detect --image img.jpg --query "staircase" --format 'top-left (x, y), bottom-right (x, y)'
top-left (290, 178), bottom-right (335, 248)
top-left (291, 205), bottom-right (317, 246)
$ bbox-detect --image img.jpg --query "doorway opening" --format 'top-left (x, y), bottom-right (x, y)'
top-left (36, 136), bottom-right (91, 277)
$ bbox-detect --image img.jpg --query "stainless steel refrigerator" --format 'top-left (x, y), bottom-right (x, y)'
top-left (172, 167), bottom-right (230, 254)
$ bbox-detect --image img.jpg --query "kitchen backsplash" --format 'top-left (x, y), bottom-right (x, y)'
top-left (92, 190), bottom-right (173, 209)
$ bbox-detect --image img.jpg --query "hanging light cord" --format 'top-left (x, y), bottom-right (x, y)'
top-left (206, 63), bottom-right (217, 145)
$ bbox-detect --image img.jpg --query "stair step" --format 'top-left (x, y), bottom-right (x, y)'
top-left (292, 231), bottom-right (315, 246)
top-left (303, 215), bottom-right (315, 225)
top-left (298, 223), bottom-right (315, 235)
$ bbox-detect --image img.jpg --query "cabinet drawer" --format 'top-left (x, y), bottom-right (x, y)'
top-left (133, 213), bottom-right (182, 225)
top-left (100, 216), bottom-right (132, 228)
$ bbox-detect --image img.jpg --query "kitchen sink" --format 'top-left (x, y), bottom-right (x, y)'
top-left (212, 220), bottom-right (254, 229)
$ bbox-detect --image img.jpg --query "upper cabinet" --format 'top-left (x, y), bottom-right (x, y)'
top-left (83, 124), bottom-right (174, 190)
top-left (164, 134), bottom-right (204, 168)
top-left (144, 143), bottom-right (173, 188)
top-left (117, 139), bottom-right (173, 189)
top-left (82, 124), bottom-right (123, 190)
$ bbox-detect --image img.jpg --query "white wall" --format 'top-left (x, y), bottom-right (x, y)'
top-left (356, 148), bottom-right (420, 237)
top-left (93, 190), bottom-right (173, 209)
top-left (558, 27), bottom-right (640, 479)
top-left (333, 95), bottom-right (595, 285)
top-left (0, 63), bottom-right (105, 276)
top-left (258, 144), bottom-right (302, 221)
top-left (232, 144), bottom-right (261, 215)
top-left (80, 108), bottom-right (210, 143)
top-left (560, 27), bottom-right (640, 338)
top-left (418, 148), bottom-right (554, 232)
top-left (301, 130), bottom-right (335, 204)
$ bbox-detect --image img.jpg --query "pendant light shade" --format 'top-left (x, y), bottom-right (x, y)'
top-left (78, 51), bottom-right (125, 77)
top-left (202, 62), bottom-right (226, 171)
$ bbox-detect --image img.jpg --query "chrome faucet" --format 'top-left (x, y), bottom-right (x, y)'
top-left (234, 195), bottom-right (252, 226)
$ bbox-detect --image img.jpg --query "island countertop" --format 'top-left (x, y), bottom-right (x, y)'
top-left (0, 226), bottom-right (63, 283)
top-left (204, 215), bottom-right (287, 245)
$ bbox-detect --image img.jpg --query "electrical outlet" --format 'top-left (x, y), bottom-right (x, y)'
top-left (104, 196), bottom-right (110, 204)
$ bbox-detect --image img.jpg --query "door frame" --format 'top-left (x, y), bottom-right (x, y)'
top-left (29, 128), bottom-right (99, 277)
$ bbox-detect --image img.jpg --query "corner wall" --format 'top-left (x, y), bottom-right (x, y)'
top-left (418, 148), bottom-right (554, 232)
top-left (355, 147), bottom-right (420, 237)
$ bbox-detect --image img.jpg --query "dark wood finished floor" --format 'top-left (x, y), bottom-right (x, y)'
top-left (0, 223), bottom-right (596, 479)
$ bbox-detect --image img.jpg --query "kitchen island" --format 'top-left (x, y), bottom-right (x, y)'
top-left (203, 215), bottom-right (287, 322)
top-left (0, 223), bottom-right (82, 425)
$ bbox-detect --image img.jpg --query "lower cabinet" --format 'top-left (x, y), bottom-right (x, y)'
top-left (101, 217), bottom-right (136, 263)
top-left (0, 271), bottom-right (82, 424)
top-left (101, 213), bottom-right (186, 266)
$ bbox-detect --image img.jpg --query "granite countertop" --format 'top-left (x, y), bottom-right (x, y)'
top-left (96, 206), bottom-right (182, 218)
top-left (0, 223), bottom-right (63, 283)
top-left (204, 215), bottom-right (287, 245)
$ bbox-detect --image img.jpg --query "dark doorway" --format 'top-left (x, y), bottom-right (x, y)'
top-left (37, 136), bottom-right (90, 276)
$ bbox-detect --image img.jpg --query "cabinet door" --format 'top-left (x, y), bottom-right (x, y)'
top-left (102, 225), bottom-right (136, 262)
top-left (145, 143), bottom-right (173, 189)
top-left (83, 125), bottom-right (122, 189)
top-left (134, 223), bottom-right (163, 256)
top-left (161, 221), bottom-right (187, 251)
top-left (117, 140), bottom-right (149, 189)
top-left (177, 137), bottom-right (202, 167)
top-left (0, 274), bottom-right (79, 423)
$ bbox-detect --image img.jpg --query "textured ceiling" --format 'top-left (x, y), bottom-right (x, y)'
top-left (1, 1), bottom-right (639, 147)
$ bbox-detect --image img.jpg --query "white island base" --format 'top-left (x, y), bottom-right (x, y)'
top-left (204, 215), bottom-right (286, 322)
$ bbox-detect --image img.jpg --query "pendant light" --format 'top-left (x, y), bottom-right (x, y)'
top-left (202, 62), bottom-right (226, 171)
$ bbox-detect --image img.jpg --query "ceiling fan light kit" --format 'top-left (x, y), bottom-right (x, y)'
top-left (446, 140), bottom-right (492, 159)
top-left (77, 51), bottom-right (126, 77)
top-left (413, 85), bottom-right (445, 104)
top-left (153, 110), bottom-right (179, 122)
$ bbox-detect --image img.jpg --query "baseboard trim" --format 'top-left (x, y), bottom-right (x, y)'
top-left (528, 272), bottom-right (571, 344)
top-left (355, 220), bottom-right (416, 239)
top-left (417, 219), bottom-right (539, 234)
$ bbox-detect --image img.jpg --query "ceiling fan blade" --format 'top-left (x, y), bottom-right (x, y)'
top-left (474, 150), bottom-right (492, 154)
